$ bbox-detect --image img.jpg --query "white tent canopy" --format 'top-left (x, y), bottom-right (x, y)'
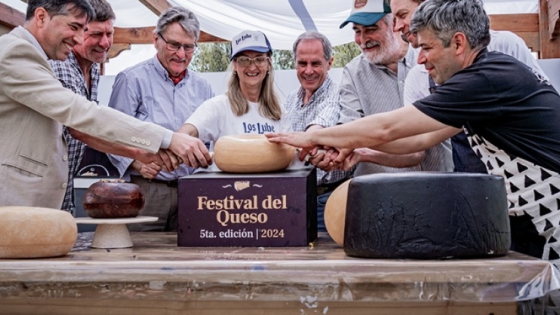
top-left (3, 0), bottom-right (539, 48)
top-left (1, 0), bottom-right (540, 74)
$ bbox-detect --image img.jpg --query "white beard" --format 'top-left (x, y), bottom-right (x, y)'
top-left (362, 32), bottom-right (402, 65)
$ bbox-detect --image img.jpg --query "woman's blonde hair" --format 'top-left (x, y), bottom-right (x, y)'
top-left (226, 54), bottom-right (282, 121)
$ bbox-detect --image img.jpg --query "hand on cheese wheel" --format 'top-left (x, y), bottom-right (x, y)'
top-left (0, 207), bottom-right (77, 258)
top-left (324, 179), bottom-right (351, 246)
top-left (214, 134), bottom-right (296, 173)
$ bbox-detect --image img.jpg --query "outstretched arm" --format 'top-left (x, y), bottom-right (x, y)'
top-left (267, 105), bottom-right (451, 151)
top-left (371, 127), bottom-right (460, 154)
top-left (69, 128), bottom-right (177, 172)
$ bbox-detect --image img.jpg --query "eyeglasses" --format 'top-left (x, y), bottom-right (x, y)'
top-left (235, 56), bottom-right (269, 67)
top-left (158, 33), bottom-right (197, 53)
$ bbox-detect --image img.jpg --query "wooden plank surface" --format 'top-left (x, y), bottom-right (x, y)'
top-left (0, 233), bottom-right (556, 302)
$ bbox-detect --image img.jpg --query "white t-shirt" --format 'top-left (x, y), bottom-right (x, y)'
top-left (404, 30), bottom-right (548, 105)
top-left (186, 94), bottom-right (301, 172)
top-left (185, 94), bottom-right (292, 143)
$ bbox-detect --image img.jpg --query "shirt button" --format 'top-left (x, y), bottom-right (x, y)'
top-left (63, 155), bottom-right (68, 161)
top-left (62, 183), bottom-right (68, 189)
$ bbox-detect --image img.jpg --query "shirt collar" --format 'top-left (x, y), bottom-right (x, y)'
top-left (297, 75), bottom-right (333, 106)
top-left (153, 55), bottom-right (189, 85)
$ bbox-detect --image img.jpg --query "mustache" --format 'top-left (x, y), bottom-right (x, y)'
top-left (360, 40), bottom-right (381, 50)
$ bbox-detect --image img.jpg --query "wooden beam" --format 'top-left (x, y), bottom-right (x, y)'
top-left (489, 13), bottom-right (539, 33)
top-left (0, 2), bottom-right (25, 29)
top-left (113, 26), bottom-right (227, 45)
top-left (549, 0), bottom-right (560, 39)
top-left (200, 32), bottom-right (228, 43)
top-left (139, 0), bottom-right (172, 16)
top-left (488, 13), bottom-right (540, 53)
top-left (107, 43), bottom-right (131, 59)
top-left (514, 32), bottom-right (541, 52)
top-left (113, 26), bottom-right (155, 44)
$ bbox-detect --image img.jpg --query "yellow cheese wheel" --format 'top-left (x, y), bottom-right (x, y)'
top-left (324, 179), bottom-right (351, 246)
top-left (0, 207), bottom-right (77, 258)
top-left (214, 134), bottom-right (296, 173)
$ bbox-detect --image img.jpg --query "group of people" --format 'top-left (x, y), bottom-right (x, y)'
top-left (2, 0), bottom-right (560, 266)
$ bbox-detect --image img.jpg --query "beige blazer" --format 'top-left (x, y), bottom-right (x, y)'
top-left (0, 27), bottom-right (168, 209)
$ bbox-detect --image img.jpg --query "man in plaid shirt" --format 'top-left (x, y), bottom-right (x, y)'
top-left (284, 31), bottom-right (352, 232)
top-left (49, 0), bottom-right (115, 214)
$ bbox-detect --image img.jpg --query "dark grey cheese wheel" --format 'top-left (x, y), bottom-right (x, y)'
top-left (343, 172), bottom-right (511, 259)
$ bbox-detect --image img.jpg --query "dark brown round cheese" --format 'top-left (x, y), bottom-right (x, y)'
top-left (83, 180), bottom-right (144, 218)
top-left (343, 173), bottom-right (511, 259)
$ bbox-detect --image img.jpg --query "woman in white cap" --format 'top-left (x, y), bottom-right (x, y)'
top-left (179, 30), bottom-right (290, 148)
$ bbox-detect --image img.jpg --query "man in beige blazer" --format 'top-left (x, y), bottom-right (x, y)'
top-left (0, 0), bottom-right (212, 209)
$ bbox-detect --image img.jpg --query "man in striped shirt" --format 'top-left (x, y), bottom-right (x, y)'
top-left (335, 0), bottom-right (452, 176)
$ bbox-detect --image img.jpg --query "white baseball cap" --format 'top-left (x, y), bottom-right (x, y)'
top-left (230, 30), bottom-right (273, 60)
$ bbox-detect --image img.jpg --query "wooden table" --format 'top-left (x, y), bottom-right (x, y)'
top-left (0, 232), bottom-right (558, 315)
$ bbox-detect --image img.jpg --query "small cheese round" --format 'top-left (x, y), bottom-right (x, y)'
top-left (214, 134), bottom-right (296, 173)
top-left (0, 207), bottom-right (77, 258)
top-left (324, 179), bottom-right (351, 246)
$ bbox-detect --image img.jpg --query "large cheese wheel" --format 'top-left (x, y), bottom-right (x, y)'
top-left (324, 179), bottom-right (351, 246)
top-left (0, 207), bottom-right (77, 258)
top-left (343, 173), bottom-right (511, 259)
top-left (214, 134), bottom-right (296, 173)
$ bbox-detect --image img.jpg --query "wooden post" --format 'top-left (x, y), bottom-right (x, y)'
top-left (539, 0), bottom-right (560, 58)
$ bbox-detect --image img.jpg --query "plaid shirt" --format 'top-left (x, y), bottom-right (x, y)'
top-left (284, 75), bottom-right (352, 185)
top-left (49, 53), bottom-right (100, 213)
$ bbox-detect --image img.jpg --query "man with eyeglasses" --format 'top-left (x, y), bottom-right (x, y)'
top-left (107, 6), bottom-right (214, 232)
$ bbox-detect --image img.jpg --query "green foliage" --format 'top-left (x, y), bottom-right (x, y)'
top-left (189, 42), bottom-right (231, 73)
top-left (333, 42), bottom-right (361, 68)
top-left (190, 41), bottom-right (360, 73)
top-left (272, 50), bottom-right (294, 70)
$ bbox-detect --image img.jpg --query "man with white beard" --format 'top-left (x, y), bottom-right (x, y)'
top-left (336, 0), bottom-right (452, 177)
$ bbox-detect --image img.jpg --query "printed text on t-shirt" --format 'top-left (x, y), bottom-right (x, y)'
top-left (243, 122), bottom-right (276, 134)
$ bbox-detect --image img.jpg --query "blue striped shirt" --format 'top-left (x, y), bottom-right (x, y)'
top-left (108, 56), bottom-right (214, 181)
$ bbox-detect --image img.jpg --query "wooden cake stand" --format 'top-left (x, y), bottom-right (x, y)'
top-left (75, 216), bottom-right (158, 249)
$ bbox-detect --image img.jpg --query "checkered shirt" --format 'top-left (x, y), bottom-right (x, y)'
top-left (49, 52), bottom-right (100, 213)
top-left (284, 75), bottom-right (352, 185)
